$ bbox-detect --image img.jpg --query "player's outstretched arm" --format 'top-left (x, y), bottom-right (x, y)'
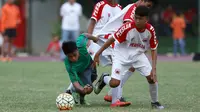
top-left (87, 19), bottom-right (96, 34)
top-left (83, 33), bottom-right (98, 43)
top-left (73, 82), bottom-right (91, 95)
top-left (93, 37), bottom-right (115, 65)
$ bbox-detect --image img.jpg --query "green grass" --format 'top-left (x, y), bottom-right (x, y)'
top-left (0, 61), bottom-right (200, 112)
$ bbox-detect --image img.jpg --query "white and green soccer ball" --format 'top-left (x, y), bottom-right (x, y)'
top-left (56, 93), bottom-right (75, 110)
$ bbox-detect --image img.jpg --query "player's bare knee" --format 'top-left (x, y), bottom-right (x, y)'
top-left (129, 67), bottom-right (135, 72)
top-left (146, 76), bottom-right (155, 84)
top-left (109, 78), bottom-right (120, 88)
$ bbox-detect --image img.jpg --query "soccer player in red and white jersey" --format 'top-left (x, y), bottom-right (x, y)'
top-left (97, 0), bottom-right (156, 36)
top-left (95, 0), bottom-right (157, 103)
top-left (87, 0), bottom-right (132, 105)
top-left (87, 0), bottom-right (122, 64)
top-left (93, 6), bottom-right (164, 109)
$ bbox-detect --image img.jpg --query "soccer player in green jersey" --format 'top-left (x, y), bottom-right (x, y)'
top-left (62, 33), bottom-right (98, 105)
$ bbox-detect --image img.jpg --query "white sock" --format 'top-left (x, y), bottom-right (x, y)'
top-left (111, 87), bottom-right (119, 104)
top-left (103, 76), bottom-right (111, 85)
top-left (116, 71), bottom-right (133, 99)
top-left (67, 83), bottom-right (73, 90)
top-left (107, 89), bottom-right (112, 95)
top-left (117, 83), bottom-right (122, 99)
top-left (67, 83), bottom-right (76, 92)
top-left (149, 82), bottom-right (158, 103)
top-left (121, 71), bottom-right (133, 86)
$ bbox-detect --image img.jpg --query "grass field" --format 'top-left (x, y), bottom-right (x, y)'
top-left (0, 61), bottom-right (200, 112)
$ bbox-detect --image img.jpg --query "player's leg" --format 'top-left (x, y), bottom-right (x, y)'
top-left (7, 38), bottom-right (14, 62)
top-left (105, 67), bottom-right (135, 102)
top-left (78, 65), bottom-right (95, 105)
top-left (0, 35), bottom-right (7, 62)
top-left (173, 39), bottom-right (178, 57)
top-left (7, 28), bottom-right (17, 61)
top-left (94, 61), bottom-right (131, 107)
top-left (134, 54), bottom-right (164, 109)
top-left (179, 38), bottom-right (186, 56)
top-left (117, 67), bottom-right (135, 100)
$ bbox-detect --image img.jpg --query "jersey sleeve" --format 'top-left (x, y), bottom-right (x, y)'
top-left (123, 4), bottom-right (137, 23)
top-left (149, 25), bottom-right (158, 50)
top-left (76, 34), bottom-right (89, 54)
top-left (113, 23), bottom-right (133, 43)
top-left (91, 1), bottom-right (105, 22)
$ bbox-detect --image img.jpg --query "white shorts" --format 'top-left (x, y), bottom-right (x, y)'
top-left (87, 41), bottom-right (112, 66)
top-left (111, 53), bottom-right (152, 80)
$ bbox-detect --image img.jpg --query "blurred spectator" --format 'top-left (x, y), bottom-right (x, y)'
top-left (184, 8), bottom-right (196, 36)
top-left (161, 5), bottom-right (174, 36)
top-left (60, 0), bottom-right (82, 60)
top-left (46, 34), bottom-right (60, 58)
top-left (0, 34), bottom-right (3, 55)
top-left (0, 0), bottom-right (21, 62)
top-left (170, 11), bottom-right (186, 57)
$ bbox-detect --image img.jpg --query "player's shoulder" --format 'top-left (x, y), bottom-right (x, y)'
top-left (117, 4), bottom-right (122, 9)
top-left (75, 2), bottom-right (82, 7)
top-left (115, 22), bottom-right (136, 36)
top-left (2, 4), bottom-right (9, 9)
top-left (95, 0), bottom-right (107, 7)
top-left (146, 23), bottom-right (155, 32)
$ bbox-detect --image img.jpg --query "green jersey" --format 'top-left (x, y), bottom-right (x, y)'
top-left (64, 34), bottom-right (92, 86)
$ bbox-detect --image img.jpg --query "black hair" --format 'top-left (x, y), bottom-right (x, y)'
top-left (62, 41), bottom-right (77, 55)
top-left (135, 6), bottom-right (150, 17)
top-left (144, 0), bottom-right (158, 5)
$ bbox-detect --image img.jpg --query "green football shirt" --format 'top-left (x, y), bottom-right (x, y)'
top-left (64, 34), bottom-right (92, 86)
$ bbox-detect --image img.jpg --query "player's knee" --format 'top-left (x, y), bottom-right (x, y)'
top-left (129, 67), bottom-right (135, 72)
top-left (146, 76), bottom-right (155, 84)
top-left (109, 78), bottom-right (120, 88)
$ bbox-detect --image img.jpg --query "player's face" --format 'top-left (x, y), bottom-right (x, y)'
top-left (134, 15), bottom-right (148, 29)
top-left (67, 50), bottom-right (79, 62)
top-left (68, 0), bottom-right (76, 4)
top-left (143, 2), bottom-right (153, 9)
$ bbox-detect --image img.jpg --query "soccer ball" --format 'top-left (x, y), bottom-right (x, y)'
top-left (56, 93), bottom-right (75, 110)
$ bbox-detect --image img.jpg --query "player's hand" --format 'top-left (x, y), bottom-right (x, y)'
top-left (83, 84), bottom-right (93, 94)
top-left (93, 36), bottom-right (99, 43)
top-left (151, 68), bottom-right (157, 83)
top-left (93, 53), bottom-right (100, 67)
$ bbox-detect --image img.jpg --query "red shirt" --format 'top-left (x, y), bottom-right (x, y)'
top-left (46, 41), bottom-right (60, 52)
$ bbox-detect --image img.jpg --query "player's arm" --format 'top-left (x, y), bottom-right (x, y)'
top-left (94, 23), bottom-right (131, 65)
top-left (87, 2), bottom-right (104, 34)
top-left (149, 25), bottom-right (158, 82)
top-left (97, 37), bottom-right (115, 56)
top-left (83, 33), bottom-right (98, 43)
top-left (68, 70), bottom-right (91, 94)
top-left (87, 19), bottom-right (96, 34)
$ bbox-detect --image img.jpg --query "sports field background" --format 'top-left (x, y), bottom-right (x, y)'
top-left (0, 56), bottom-right (200, 112)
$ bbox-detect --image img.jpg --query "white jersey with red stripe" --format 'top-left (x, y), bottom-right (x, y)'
top-left (112, 22), bottom-right (158, 65)
top-left (91, 0), bottom-right (122, 36)
top-left (97, 3), bottom-right (137, 38)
